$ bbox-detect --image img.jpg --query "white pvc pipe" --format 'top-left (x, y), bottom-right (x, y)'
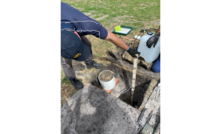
top-left (98, 70), bottom-right (116, 90)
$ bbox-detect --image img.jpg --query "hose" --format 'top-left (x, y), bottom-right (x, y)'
top-left (112, 86), bottom-right (131, 94)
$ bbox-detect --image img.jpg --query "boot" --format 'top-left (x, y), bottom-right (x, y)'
top-left (70, 77), bottom-right (84, 90)
top-left (86, 60), bottom-right (103, 69)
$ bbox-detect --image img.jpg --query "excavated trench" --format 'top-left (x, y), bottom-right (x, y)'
top-left (61, 39), bottom-right (160, 134)
top-left (89, 41), bottom-right (160, 108)
top-left (90, 62), bottom-right (151, 108)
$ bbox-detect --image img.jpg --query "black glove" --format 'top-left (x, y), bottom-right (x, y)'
top-left (146, 33), bottom-right (160, 48)
top-left (127, 47), bottom-right (140, 58)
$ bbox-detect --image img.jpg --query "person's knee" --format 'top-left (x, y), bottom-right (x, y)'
top-left (61, 57), bottom-right (73, 68)
top-left (152, 57), bottom-right (161, 73)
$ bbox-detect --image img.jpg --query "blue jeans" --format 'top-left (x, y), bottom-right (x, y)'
top-left (152, 56), bottom-right (161, 73)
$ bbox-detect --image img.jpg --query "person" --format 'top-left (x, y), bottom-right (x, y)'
top-left (61, 2), bottom-right (140, 90)
top-left (146, 25), bottom-right (160, 73)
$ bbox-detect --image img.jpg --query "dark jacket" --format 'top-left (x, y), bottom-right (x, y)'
top-left (61, 2), bottom-right (108, 39)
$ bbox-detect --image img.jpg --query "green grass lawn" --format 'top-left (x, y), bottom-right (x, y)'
top-left (62, 0), bottom-right (160, 29)
top-left (61, 0), bottom-right (160, 106)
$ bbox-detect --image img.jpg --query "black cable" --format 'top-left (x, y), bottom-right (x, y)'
top-left (133, 31), bottom-right (144, 49)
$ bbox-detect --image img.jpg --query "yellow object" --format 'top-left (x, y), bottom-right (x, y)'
top-left (115, 25), bottom-right (121, 32)
top-left (74, 53), bottom-right (81, 58)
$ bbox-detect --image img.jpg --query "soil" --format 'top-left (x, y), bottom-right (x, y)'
top-left (99, 70), bottom-right (114, 82)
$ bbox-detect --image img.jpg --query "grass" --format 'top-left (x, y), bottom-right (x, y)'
top-left (62, 0), bottom-right (160, 29)
top-left (61, 0), bottom-right (160, 106)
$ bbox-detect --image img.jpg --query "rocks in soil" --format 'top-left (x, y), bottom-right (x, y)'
top-left (138, 60), bottom-right (153, 70)
top-left (75, 72), bottom-right (84, 78)
top-left (122, 51), bottom-right (133, 64)
top-left (121, 51), bottom-right (153, 70)
top-left (75, 63), bottom-right (86, 71)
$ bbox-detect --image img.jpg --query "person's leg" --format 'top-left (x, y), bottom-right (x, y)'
top-left (61, 57), bottom-right (76, 80)
top-left (152, 57), bottom-right (161, 73)
top-left (61, 57), bottom-right (83, 89)
top-left (81, 36), bottom-right (103, 69)
top-left (81, 36), bottom-right (93, 64)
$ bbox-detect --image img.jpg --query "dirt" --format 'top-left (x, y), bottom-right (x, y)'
top-left (75, 63), bottom-right (86, 71)
top-left (99, 70), bottom-right (114, 82)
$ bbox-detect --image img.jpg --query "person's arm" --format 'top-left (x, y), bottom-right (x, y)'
top-left (76, 14), bottom-right (140, 57)
top-left (156, 26), bottom-right (160, 35)
top-left (146, 25), bottom-right (160, 48)
top-left (105, 31), bottom-right (129, 50)
top-left (105, 31), bottom-right (140, 58)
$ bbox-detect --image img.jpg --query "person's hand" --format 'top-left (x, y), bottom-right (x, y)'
top-left (146, 33), bottom-right (160, 48)
top-left (127, 47), bottom-right (140, 58)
